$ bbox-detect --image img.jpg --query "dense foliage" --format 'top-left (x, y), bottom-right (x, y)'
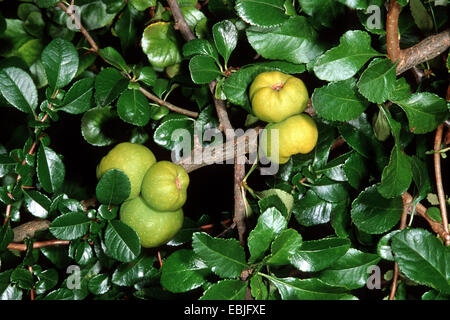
top-left (0, 0), bottom-right (449, 301)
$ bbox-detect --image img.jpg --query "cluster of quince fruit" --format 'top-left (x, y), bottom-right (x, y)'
top-left (96, 142), bottom-right (189, 248)
top-left (250, 71), bottom-right (318, 164)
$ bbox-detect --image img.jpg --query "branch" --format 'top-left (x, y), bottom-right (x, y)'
top-left (433, 124), bottom-right (450, 246)
top-left (397, 29), bottom-right (450, 75)
top-left (7, 240), bottom-right (70, 251)
top-left (386, 0), bottom-right (401, 63)
top-left (57, 1), bottom-right (197, 118)
top-left (138, 87), bottom-right (199, 118)
top-left (166, 0), bottom-right (196, 41)
top-left (12, 219), bottom-right (51, 243)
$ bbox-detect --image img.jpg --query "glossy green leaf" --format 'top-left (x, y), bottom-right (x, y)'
top-left (141, 22), bottom-right (181, 69)
top-left (319, 248), bottom-right (381, 289)
top-left (200, 279), bottom-right (247, 300)
top-left (182, 39), bottom-right (220, 63)
top-left (0, 223), bottom-right (13, 251)
top-left (298, 0), bottom-right (346, 27)
top-left (267, 229), bottom-right (303, 266)
top-left (130, 0), bottom-right (156, 11)
top-left (0, 67), bottom-right (37, 114)
top-left (377, 230), bottom-right (402, 261)
top-left (350, 185), bottom-right (403, 234)
top-left (36, 145), bottom-right (65, 194)
top-left (310, 177), bottom-right (349, 203)
top-left (99, 46), bottom-right (130, 73)
top-left (49, 212), bottom-right (90, 240)
top-left (263, 275), bottom-right (357, 300)
top-left (343, 151), bottom-right (368, 189)
top-left (393, 93), bottom-right (448, 134)
top-left (104, 220), bottom-right (141, 263)
top-left (153, 114), bottom-right (194, 151)
top-left (289, 237), bottom-right (351, 272)
top-left (112, 255), bottom-right (158, 286)
top-left (312, 78), bottom-right (369, 122)
top-left (96, 169), bottom-right (130, 205)
top-left (23, 190), bottom-right (51, 219)
top-left (236, 0), bottom-right (289, 28)
top-left (161, 249), bottom-right (210, 293)
top-left (313, 30), bottom-right (380, 81)
top-left (41, 38), bottom-right (79, 93)
top-left (192, 232), bottom-right (247, 279)
top-left (212, 20), bottom-right (237, 66)
top-left (11, 268), bottom-right (33, 290)
top-left (188, 55), bottom-right (222, 84)
top-left (377, 145), bottom-right (412, 198)
top-left (35, 269), bottom-right (58, 295)
top-left (392, 228), bottom-right (450, 294)
top-left (94, 67), bottom-right (128, 107)
top-left (410, 0), bottom-right (433, 31)
top-left (88, 274), bottom-right (111, 295)
top-left (137, 66), bottom-right (157, 87)
top-left (80, 1), bottom-right (116, 31)
top-left (59, 78), bottom-right (94, 114)
top-left (246, 16), bottom-right (323, 65)
top-left (42, 288), bottom-right (74, 300)
top-left (248, 207), bottom-right (288, 263)
top-left (81, 106), bottom-right (117, 147)
top-left (357, 58), bottom-right (397, 104)
top-left (117, 89), bottom-right (150, 127)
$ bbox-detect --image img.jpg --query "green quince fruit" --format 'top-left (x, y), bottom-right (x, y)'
top-left (260, 114), bottom-right (318, 164)
top-left (96, 142), bottom-right (156, 200)
top-left (120, 196), bottom-right (183, 248)
top-left (141, 160), bottom-right (189, 212)
top-left (249, 71), bottom-right (309, 123)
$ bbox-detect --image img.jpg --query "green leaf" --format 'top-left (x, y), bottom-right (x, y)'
top-left (80, 1), bottom-right (116, 31)
top-left (246, 16), bottom-right (323, 65)
top-left (42, 288), bottom-right (74, 300)
top-left (312, 78), bottom-right (369, 122)
top-left (141, 22), bottom-right (181, 69)
top-left (35, 269), bottom-right (58, 295)
top-left (130, 0), bottom-right (156, 11)
top-left (41, 38), bottom-right (79, 93)
top-left (94, 67), bottom-right (129, 107)
top-left (377, 145), bottom-right (412, 198)
top-left (350, 185), bottom-right (403, 234)
top-left (114, 5), bottom-right (141, 52)
top-left (343, 151), bottom-right (368, 190)
top-left (310, 177), bottom-right (349, 204)
top-left (298, 0), bottom-right (346, 28)
top-left (137, 66), bottom-right (157, 87)
top-left (153, 114), bottom-right (194, 151)
top-left (81, 106), bottom-right (117, 147)
top-left (36, 145), bottom-right (65, 194)
top-left (393, 93), bottom-right (448, 134)
top-left (0, 67), bottom-right (38, 114)
top-left (357, 58), bottom-right (397, 104)
top-left (410, 0), bottom-right (433, 31)
top-left (23, 190), bottom-right (51, 219)
top-left (99, 46), bottom-right (130, 73)
top-left (318, 152), bottom-right (351, 182)
top-left (250, 275), bottom-right (269, 300)
top-left (248, 208), bottom-right (288, 263)
top-left (35, 0), bottom-right (59, 8)
top-left (73, 241), bottom-right (95, 266)
top-left (88, 274), bottom-right (111, 295)
top-left (104, 220), bottom-right (141, 263)
top-left (200, 279), bottom-right (247, 300)
top-left (258, 188), bottom-right (294, 215)
top-left (59, 78), bottom-right (94, 114)
top-left (313, 30), bottom-right (381, 81)
top-left (49, 212), bottom-right (90, 240)
top-left (0, 223), bottom-right (13, 251)
top-left (289, 238), bottom-right (351, 272)
top-left (117, 89), bottom-right (150, 127)
top-left (377, 230), bottom-right (402, 261)
top-left (387, 77), bottom-right (411, 102)
top-left (112, 255), bottom-right (158, 286)
top-left (182, 39), bottom-right (220, 63)
top-left (391, 228), bottom-right (450, 294)
top-left (293, 190), bottom-right (347, 226)
top-left (267, 229), bottom-right (303, 266)
top-left (236, 0), bottom-right (289, 28)
top-left (161, 249), bottom-right (210, 293)
top-left (10, 268), bottom-right (33, 290)
top-left (192, 232), bottom-right (247, 278)
top-left (319, 248), bottom-right (381, 290)
top-left (212, 20), bottom-right (237, 66)
top-left (1, 284), bottom-right (23, 300)
top-left (410, 156), bottom-right (432, 205)
top-left (263, 275), bottom-right (357, 300)
top-left (188, 55), bottom-right (222, 84)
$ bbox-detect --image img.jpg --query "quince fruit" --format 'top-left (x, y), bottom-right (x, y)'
top-left (141, 160), bottom-right (189, 212)
top-left (120, 196), bottom-right (183, 248)
top-left (259, 114), bottom-right (318, 164)
top-left (96, 142), bottom-right (156, 200)
top-left (249, 71), bottom-right (309, 123)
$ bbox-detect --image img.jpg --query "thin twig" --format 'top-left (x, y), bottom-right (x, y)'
top-left (166, 0), bottom-right (196, 41)
top-left (28, 266), bottom-right (35, 301)
top-left (389, 195), bottom-right (409, 300)
top-left (138, 87), bottom-right (198, 118)
top-left (7, 240), bottom-right (70, 251)
top-left (386, 0), bottom-right (401, 63)
top-left (57, 2), bottom-right (99, 53)
top-left (433, 124), bottom-right (450, 246)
